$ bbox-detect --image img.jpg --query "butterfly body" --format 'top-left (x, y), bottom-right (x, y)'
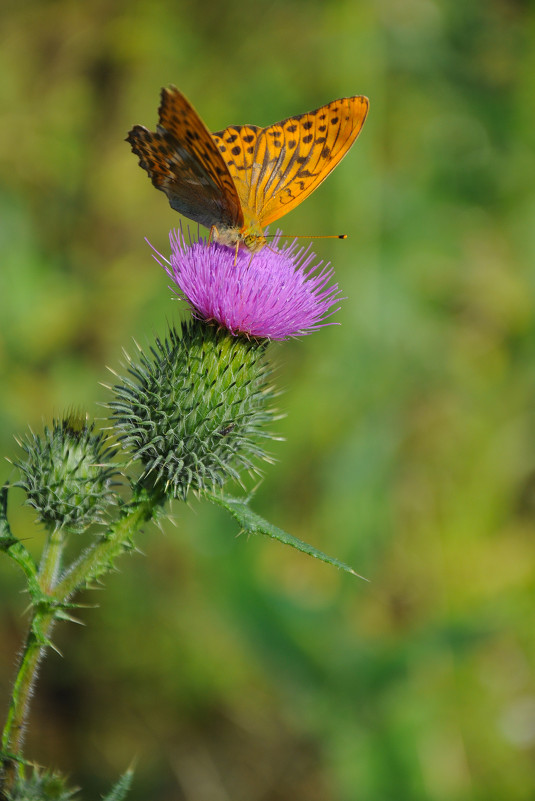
top-left (127, 87), bottom-right (368, 252)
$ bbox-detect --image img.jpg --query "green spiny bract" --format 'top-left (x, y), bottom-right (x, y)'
top-left (14, 413), bottom-right (120, 534)
top-left (109, 320), bottom-right (277, 500)
top-left (8, 765), bottom-right (78, 800)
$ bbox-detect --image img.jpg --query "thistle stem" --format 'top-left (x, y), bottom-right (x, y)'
top-left (1, 526), bottom-right (65, 794)
top-left (0, 488), bottom-right (164, 797)
top-left (53, 490), bottom-right (161, 602)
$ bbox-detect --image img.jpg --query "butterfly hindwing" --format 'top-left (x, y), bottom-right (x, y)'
top-left (127, 87), bottom-right (243, 230)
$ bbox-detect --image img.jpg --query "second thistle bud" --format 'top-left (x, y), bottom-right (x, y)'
top-left (109, 320), bottom-right (277, 500)
top-left (14, 414), bottom-right (119, 533)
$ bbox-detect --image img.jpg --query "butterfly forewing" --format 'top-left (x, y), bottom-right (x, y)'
top-left (212, 125), bottom-right (263, 222)
top-left (127, 87), bottom-right (243, 230)
top-left (213, 96), bottom-right (369, 227)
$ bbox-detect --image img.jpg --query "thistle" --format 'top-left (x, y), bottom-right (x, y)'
top-left (109, 232), bottom-right (342, 500)
top-left (1, 231), bottom-right (355, 801)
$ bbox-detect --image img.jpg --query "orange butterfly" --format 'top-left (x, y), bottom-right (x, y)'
top-left (127, 86), bottom-right (369, 253)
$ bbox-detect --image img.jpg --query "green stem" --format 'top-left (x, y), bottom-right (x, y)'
top-left (39, 527), bottom-right (65, 592)
top-left (1, 489), bottom-right (164, 797)
top-left (53, 490), bottom-right (161, 603)
top-left (1, 527), bottom-right (65, 794)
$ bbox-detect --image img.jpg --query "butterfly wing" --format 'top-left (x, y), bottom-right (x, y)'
top-left (212, 96), bottom-right (368, 227)
top-left (127, 87), bottom-right (244, 231)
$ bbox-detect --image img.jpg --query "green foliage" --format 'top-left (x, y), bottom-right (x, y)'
top-left (209, 492), bottom-right (365, 578)
top-left (9, 766), bottom-right (78, 801)
top-left (5, 764), bottom-right (133, 801)
top-left (0, 486), bottom-right (40, 594)
top-left (100, 767), bottom-right (134, 801)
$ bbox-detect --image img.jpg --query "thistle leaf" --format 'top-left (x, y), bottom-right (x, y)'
top-left (207, 493), bottom-right (367, 579)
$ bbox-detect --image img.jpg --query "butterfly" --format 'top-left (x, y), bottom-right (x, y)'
top-left (127, 86), bottom-right (369, 253)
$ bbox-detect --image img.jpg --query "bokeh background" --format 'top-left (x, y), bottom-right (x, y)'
top-left (1, 1), bottom-right (535, 799)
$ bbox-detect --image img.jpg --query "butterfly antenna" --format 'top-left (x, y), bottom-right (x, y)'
top-left (265, 234), bottom-right (348, 241)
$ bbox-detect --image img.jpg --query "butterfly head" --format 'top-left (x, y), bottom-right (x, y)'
top-left (241, 231), bottom-right (267, 253)
top-left (240, 217), bottom-right (268, 252)
top-left (211, 224), bottom-right (267, 254)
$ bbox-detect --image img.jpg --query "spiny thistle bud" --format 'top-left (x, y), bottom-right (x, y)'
top-left (13, 412), bottom-right (119, 533)
top-left (109, 320), bottom-right (277, 500)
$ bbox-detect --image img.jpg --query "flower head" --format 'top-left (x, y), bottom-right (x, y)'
top-left (151, 230), bottom-right (343, 340)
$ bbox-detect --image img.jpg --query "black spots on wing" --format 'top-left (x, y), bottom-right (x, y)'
top-left (242, 134), bottom-right (255, 143)
top-left (288, 140), bottom-right (297, 149)
top-left (296, 156), bottom-right (307, 165)
top-left (216, 166), bottom-right (227, 176)
top-left (319, 113), bottom-right (327, 121)
top-left (268, 129), bottom-right (283, 147)
top-left (226, 133), bottom-right (238, 144)
top-left (321, 147), bottom-right (331, 159)
top-left (231, 145), bottom-right (241, 156)
top-left (223, 160), bottom-right (245, 174)
top-left (302, 120), bottom-right (313, 130)
top-left (318, 125), bottom-right (327, 132)
top-left (130, 129), bottom-right (171, 178)
top-left (185, 128), bottom-right (201, 142)
top-left (247, 146), bottom-right (254, 154)
top-left (218, 144), bottom-right (226, 152)
top-left (330, 116), bottom-right (339, 125)
top-left (286, 124), bottom-right (297, 133)
top-left (302, 134), bottom-right (313, 144)
top-left (297, 169), bottom-right (314, 178)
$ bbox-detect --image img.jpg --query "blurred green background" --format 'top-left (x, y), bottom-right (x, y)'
top-left (1, 1), bottom-right (535, 799)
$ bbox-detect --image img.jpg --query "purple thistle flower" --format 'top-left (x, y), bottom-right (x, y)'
top-left (149, 229), bottom-right (343, 341)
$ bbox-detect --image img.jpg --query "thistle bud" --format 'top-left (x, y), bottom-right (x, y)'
top-left (109, 320), bottom-right (277, 500)
top-left (14, 413), bottom-right (119, 533)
